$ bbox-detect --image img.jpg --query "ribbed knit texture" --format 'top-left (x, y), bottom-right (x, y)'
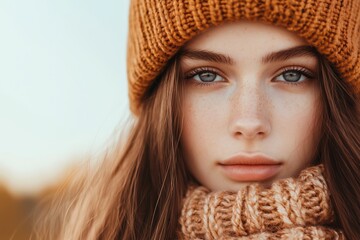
top-left (178, 165), bottom-right (344, 239)
top-left (127, 0), bottom-right (360, 113)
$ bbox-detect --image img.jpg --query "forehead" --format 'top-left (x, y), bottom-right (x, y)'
top-left (183, 21), bottom-right (308, 61)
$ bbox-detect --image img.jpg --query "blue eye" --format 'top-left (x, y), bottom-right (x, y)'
top-left (281, 71), bottom-right (303, 82)
top-left (275, 68), bottom-right (314, 83)
top-left (194, 71), bottom-right (224, 82)
top-left (185, 68), bottom-right (225, 83)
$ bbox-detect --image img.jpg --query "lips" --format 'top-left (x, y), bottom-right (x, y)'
top-left (218, 152), bottom-right (283, 182)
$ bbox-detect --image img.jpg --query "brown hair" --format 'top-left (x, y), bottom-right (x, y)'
top-left (36, 56), bottom-right (188, 240)
top-left (317, 56), bottom-right (360, 239)
top-left (36, 51), bottom-right (359, 239)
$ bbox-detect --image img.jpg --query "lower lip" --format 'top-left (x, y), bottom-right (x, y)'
top-left (219, 164), bottom-right (282, 182)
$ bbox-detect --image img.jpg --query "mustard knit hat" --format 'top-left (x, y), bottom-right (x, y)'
top-left (127, 0), bottom-right (360, 113)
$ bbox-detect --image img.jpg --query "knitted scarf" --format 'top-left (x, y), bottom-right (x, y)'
top-left (178, 165), bottom-right (344, 239)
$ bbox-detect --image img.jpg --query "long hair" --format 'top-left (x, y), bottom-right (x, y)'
top-left (316, 56), bottom-right (360, 239)
top-left (36, 51), bottom-right (359, 239)
top-left (36, 55), bottom-right (188, 240)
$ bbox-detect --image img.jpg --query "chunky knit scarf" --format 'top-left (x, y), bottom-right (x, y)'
top-left (179, 165), bottom-right (344, 239)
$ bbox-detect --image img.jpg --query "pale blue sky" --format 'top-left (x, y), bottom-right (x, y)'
top-left (0, 0), bottom-right (131, 194)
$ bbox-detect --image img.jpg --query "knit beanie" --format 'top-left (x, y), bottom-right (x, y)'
top-left (126, 0), bottom-right (360, 113)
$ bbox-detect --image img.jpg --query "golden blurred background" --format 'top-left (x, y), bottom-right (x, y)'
top-left (1, 180), bottom-right (53, 239)
top-left (0, 185), bottom-right (34, 239)
top-left (0, 167), bottom-right (74, 239)
top-left (0, 162), bottom-right (88, 239)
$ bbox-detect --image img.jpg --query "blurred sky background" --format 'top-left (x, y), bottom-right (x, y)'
top-left (0, 0), bottom-right (131, 195)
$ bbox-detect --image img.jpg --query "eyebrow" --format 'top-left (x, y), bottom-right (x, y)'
top-left (261, 45), bottom-right (318, 63)
top-left (181, 49), bottom-right (235, 65)
top-left (180, 45), bottom-right (318, 65)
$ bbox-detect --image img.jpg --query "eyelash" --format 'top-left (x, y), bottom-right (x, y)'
top-left (184, 67), bottom-right (225, 86)
top-left (275, 66), bottom-right (315, 86)
top-left (184, 66), bottom-right (315, 86)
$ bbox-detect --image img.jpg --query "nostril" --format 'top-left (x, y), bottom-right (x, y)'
top-left (231, 120), bottom-right (271, 139)
top-left (235, 130), bottom-right (265, 137)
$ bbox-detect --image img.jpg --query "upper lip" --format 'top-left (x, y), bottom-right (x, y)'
top-left (218, 152), bottom-right (282, 165)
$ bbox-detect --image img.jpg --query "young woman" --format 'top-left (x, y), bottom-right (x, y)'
top-left (39, 0), bottom-right (360, 239)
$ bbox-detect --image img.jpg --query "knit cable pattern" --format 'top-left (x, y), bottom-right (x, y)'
top-left (178, 165), bottom-right (344, 239)
top-left (127, 0), bottom-right (360, 113)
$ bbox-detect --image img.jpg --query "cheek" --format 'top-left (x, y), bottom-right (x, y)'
top-left (273, 90), bottom-right (322, 162)
top-left (181, 92), bottom-right (225, 171)
top-left (182, 94), bottom-right (218, 154)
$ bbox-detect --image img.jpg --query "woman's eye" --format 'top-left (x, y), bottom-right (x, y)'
top-left (275, 69), bottom-right (312, 83)
top-left (192, 71), bottom-right (224, 83)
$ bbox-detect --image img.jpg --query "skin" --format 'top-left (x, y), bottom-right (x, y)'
top-left (180, 21), bottom-right (322, 191)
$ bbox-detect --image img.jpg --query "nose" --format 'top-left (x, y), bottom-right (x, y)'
top-left (229, 82), bottom-right (271, 140)
top-left (231, 118), bottom-right (270, 139)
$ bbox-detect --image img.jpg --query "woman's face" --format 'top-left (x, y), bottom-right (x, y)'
top-left (180, 21), bottom-right (322, 191)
